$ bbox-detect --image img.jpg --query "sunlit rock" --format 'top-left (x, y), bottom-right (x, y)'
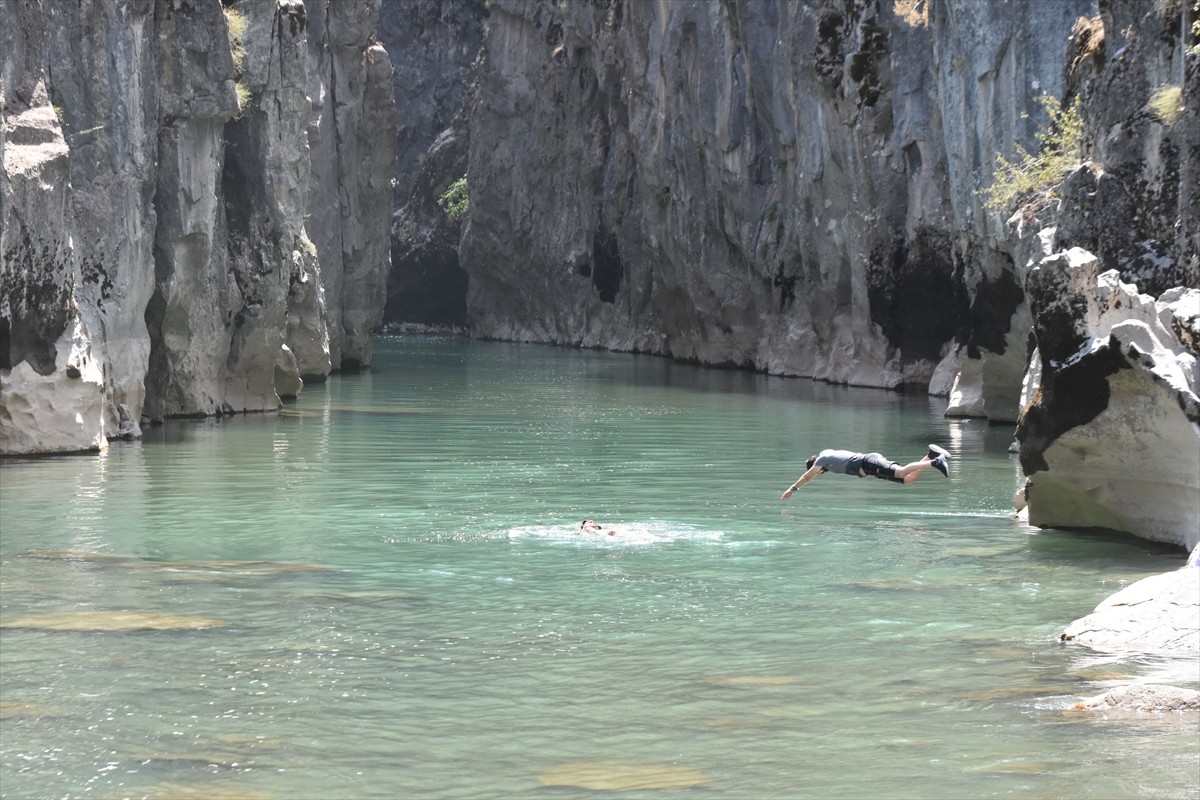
top-left (538, 761), bottom-right (713, 791)
top-left (1059, 567), bottom-right (1199, 656)
top-left (0, 610), bottom-right (227, 631)
top-left (1017, 248), bottom-right (1200, 550)
top-left (274, 344), bottom-right (303, 400)
top-left (2, 1), bottom-right (393, 452)
top-left (1072, 684), bottom-right (1200, 719)
top-left (1, 78), bottom-right (111, 454)
top-left (1, 317), bottom-right (109, 453)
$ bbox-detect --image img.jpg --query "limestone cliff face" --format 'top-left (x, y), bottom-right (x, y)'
top-left (305, 0), bottom-right (397, 370)
top-left (456, 0), bottom-right (1096, 395)
top-left (1, 0), bottom-right (396, 454)
top-left (1058, 1), bottom-right (1199, 297)
top-left (379, 0), bottom-right (485, 328)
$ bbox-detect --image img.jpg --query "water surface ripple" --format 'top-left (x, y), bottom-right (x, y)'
top-left (1, 336), bottom-right (1196, 799)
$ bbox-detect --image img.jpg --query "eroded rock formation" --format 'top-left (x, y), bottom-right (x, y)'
top-left (1, 0), bottom-right (396, 454)
top-left (1017, 248), bottom-right (1199, 550)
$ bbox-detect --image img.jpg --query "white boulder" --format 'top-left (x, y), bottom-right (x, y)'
top-left (1017, 248), bottom-right (1200, 550)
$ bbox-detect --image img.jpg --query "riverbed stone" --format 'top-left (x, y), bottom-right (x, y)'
top-left (1072, 684), bottom-right (1200, 719)
top-left (0, 610), bottom-right (227, 632)
top-left (538, 761), bottom-right (713, 791)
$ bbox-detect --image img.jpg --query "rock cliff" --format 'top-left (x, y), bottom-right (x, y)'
top-left (453, 0), bottom-right (1101, 398)
top-left (379, 0), bottom-right (484, 329)
top-left (1, 0), bottom-right (396, 454)
top-left (382, 0), bottom-right (1194, 430)
top-left (381, 0), bottom-right (1197, 549)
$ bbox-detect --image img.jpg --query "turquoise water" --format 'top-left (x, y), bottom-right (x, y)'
top-left (1, 335), bottom-right (1196, 800)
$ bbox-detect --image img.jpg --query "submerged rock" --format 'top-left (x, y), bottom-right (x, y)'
top-left (17, 550), bottom-right (328, 576)
top-left (0, 700), bottom-right (51, 720)
top-left (538, 761), bottom-right (713, 791)
top-left (124, 784), bottom-right (273, 800)
top-left (0, 610), bottom-right (227, 631)
top-left (697, 675), bottom-right (801, 688)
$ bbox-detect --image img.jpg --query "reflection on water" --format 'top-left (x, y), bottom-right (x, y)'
top-left (1, 335), bottom-right (1196, 800)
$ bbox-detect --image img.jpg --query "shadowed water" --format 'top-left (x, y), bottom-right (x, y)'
top-left (1, 335), bottom-right (1196, 800)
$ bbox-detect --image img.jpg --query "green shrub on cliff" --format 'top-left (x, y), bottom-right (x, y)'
top-left (224, 6), bottom-right (250, 118)
top-left (224, 6), bottom-right (248, 73)
top-left (982, 94), bottom-right (1085, 215)
top-left (1192, 0), bottom-right (1200, 58)
top-left (1146, 85), bottom-right (1183, 125)
top-left (438, 177), bottom-right (469, 220)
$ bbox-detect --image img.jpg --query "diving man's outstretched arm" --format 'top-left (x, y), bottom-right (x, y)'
top-left (781, 464), bottom-right (823, 500)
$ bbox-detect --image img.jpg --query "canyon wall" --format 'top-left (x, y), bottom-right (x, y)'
top-left (455, 0), bottom-right (1091, 401)
top-left (379, 0), bottom-right (485, 328)
top-left (445, 0), bottom-right (1194, 427)
top-left (1, 0), bottom-right (396, 454)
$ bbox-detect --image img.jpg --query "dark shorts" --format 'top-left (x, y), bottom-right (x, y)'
top-left (852, 453), bottom-right (904, 483)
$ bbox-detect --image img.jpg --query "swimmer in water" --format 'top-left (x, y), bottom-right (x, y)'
top-left (580, 519), bottom-right (618, 536)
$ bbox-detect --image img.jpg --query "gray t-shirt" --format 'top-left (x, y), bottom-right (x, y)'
top-left (814, 449), bottom-right (861, 475)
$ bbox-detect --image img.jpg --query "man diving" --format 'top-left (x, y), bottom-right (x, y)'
top-left (780, 445), bottom-right (950, 500)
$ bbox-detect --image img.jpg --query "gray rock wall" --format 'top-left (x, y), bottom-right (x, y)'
top-left (456, 0), bottom-right (1095, 400)
top-left (379, 0), bottom-right (485, 328)
top-left (1, 0), bottom-right (396, 454)
top-left (1058, 0), bottom-right (1199, 295)
top-left (304, 0), bottom-right (397, 371)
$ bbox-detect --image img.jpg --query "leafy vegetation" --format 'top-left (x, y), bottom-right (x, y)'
top-left (438, 177), bottom-right (469, 220)
top-left (1192, 0), bottom-right (1200, 58)
top-left (894, 0), bottom-right (928, 28)
top-left (224, 6), bottom-right (250, 117)
top-left (981, 94), bottom-right (1085, 215)
top-left (298, 233), bottom-right (317, 258)
top-left (224, 6), bottom-right (248, 73)
top-left (1146, 84), bottom-right (1183, 125)
top-left (234, 81), bottom-right (251, 115)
